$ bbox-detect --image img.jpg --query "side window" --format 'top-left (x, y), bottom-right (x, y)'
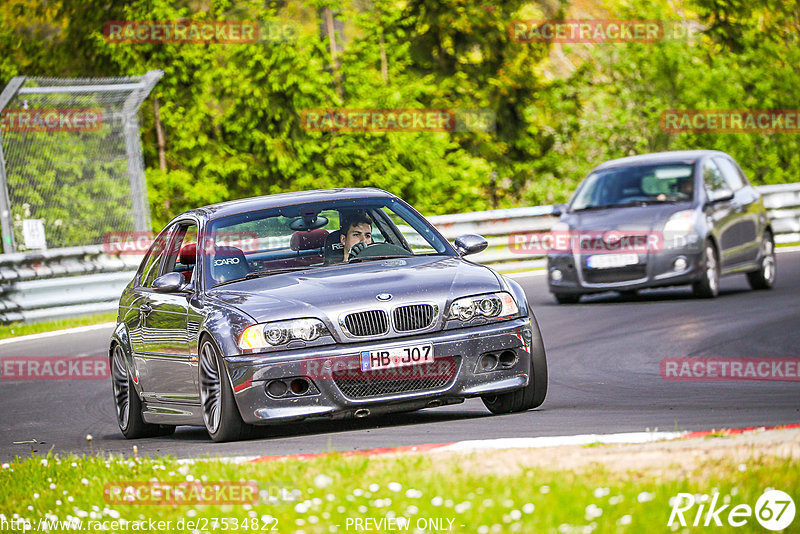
top-left (713, 157), bottom-right (745, 191)
top-left (702, 159), bottom-right (729, 197)
top-left (139, 230), bottom-right (172, 288)
top-left (163, 222), bottom-right (198, 283)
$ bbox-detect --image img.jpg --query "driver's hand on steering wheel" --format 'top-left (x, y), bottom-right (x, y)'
top-left (348, 242), bottom-right (369, 260)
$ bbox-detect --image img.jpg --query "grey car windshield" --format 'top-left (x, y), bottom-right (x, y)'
top-left (202, 199), bottom-right (451, 287)
top-left (570, 164), bottom-right (695, 211)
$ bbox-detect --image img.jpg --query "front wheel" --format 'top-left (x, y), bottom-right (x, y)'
top-left (199, 337), bottom-right (254, 442)
top-left (482, 315), bottom-right (548, 414)
top-left (692, 241), bottom-right (719, 298)
top-left (112, 344), bottom-right (175, 439)
top-left (746, 232), bottom-right (776, 290)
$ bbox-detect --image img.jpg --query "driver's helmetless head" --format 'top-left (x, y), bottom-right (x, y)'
top-left (340, 213), bottom-right (373, 258)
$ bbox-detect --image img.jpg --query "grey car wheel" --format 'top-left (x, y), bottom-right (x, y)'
top-left (747, 232), bottom-right (776, 290)
top-left (112, 344), bottom-right (174, 439)
top-left (482, 315), bottom-right (548, 414)
top-left (692, 242), bottom-right (719, 298)
top-left (199, 337), bottom-right (253, 442)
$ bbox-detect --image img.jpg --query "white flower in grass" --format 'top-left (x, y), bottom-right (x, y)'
top-left (358, 505), bottom-right (368, 513)
top-left (49, 483), bottom-right (56, 490)
top-left (388, 482), bottom-right (402, 492)
top-left (186, 510), bottom-right (196, 517)
top-left (617, 515), bottom-right (632, 525)
top-left (482, 498), bottom-right (494, 507)
top-left (478, 527), bottom-right (489, 534)
top-left (406, 505), bottom-right (419, 515)
top-left (27, 506), bottom-right (33, 512)
top-left (585, 504), bottom-right (602, 520)
top-left (33, 493), bottom-right (40, 499)
top-left (294, 502), bottom-right (310, 514)
top-left (314, 474), bottom-right (333, 488)
top-left (295, 519), bottom-right (305, 526)
top-left (609, 495), bottom-right (623, 505)
top-left (455, 501), bottom-right (472, 513)
top-left (540, 485), bottom-right (551, 494)
top-left (406, 488), bottom-right (422, 498)
top-left (336, 506), bottom-right (345, 513)
top-left (369, 483), bottom-right (380, 492)
top-left (177, 465), bottom-right (190, 475)
top-left (56, 500), bottom-right (62, 506)
top-left (593, 487), bottom-right (610, 498)
top-left (510, 510), bottom-right (522, 520)
top-left (107, 509), bottom-right (120, 519)
top-left (637, 492), bottom-right (654, 503)
top-left (522, 503), bottom-right (535, 514)
top-left (737, 463), bottom-right (747, 472)
top-left (353, 488), bottom-right (363, 497)
top-left (1, 463), bottom-right (8, 469)
top-left (431, 496), bottom-right (443, 506)
top-left (308, 515), bottom-right (319, 524)
top-left (80, 478), bottom-right (89, 486)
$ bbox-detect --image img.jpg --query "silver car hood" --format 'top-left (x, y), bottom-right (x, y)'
top-left (206, 255), bottom-right (502, 332)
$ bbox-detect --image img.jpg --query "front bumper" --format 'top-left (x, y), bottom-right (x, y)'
top-left (224, 317), bottom-right (536, 425)
top-left (547, 247), bottom-right (704, 294)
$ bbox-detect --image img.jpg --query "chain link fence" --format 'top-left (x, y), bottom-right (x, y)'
top-left (0, 71), bottom-right (162, 253)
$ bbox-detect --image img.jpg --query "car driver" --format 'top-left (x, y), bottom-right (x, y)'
top-left (340, 212), bottom-right (374, 260)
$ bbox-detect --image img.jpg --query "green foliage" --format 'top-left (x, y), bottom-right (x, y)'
top-left (1, 0), bottom-right (798, 235)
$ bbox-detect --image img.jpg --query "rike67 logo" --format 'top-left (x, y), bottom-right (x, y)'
top-left (668, 489), bottom-right (795, 530)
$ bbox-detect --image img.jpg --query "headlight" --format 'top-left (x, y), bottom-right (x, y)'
top-left (239, 318), bottom-right (330, 351)
top-left (447, 292), bottom-right (519, 322)
top-left (663, 210), bottom-right (695, 235)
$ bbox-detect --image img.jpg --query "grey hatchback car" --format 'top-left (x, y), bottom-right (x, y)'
top-left (547, 150), bottom-right (776, 303)
top-left (110, 188), bottom-right (547, 442)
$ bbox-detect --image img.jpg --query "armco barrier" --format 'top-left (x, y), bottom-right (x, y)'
top-left (0, 183), bottom-right (798, 323)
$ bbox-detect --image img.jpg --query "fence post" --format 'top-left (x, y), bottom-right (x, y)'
top-left (123, 70), bottom-right (163, 233)
top-left (0, 76), bottom-right (27, 254)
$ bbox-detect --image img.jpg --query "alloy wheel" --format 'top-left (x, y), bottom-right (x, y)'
top-left (111, 345), bottom-right (130, 430)
top-left (199, 341), bottom-right (222, 434)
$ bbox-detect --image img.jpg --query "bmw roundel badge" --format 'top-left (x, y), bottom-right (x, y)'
top-left (376, 293), bottom-right (392, 301)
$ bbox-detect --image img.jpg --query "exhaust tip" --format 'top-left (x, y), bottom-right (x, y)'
top-left (354, 408), bottom-right (370, 418)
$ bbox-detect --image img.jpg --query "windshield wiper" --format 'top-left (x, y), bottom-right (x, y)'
top-left (211, 267), bottom-right (313, 287)
top-left (348, 254), bottom-right (411, 263)
top-left (573, 199), bottom-right (674, 211)
top-left (244, 267), bottom-right (313, 279)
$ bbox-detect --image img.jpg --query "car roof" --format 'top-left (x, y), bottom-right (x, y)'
top-left (593, 150), bottom-right (730, 171)
top-left (178, 188), bottom-right (397, 221)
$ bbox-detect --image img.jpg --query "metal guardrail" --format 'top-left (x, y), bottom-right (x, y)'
top-left (1, 183), bottom-right (798, 324)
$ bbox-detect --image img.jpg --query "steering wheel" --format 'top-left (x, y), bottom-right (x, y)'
top-left (349, 242), bottom-right (411, 260)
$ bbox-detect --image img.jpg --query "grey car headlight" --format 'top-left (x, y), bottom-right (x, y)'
top-left (239, 318), bottom-right (330, 351)
top-left (447, 292), bottom-right (519, 322)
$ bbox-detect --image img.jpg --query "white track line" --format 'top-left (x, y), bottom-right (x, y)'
top-left (0, 322), bottom-right (117, 346)
top-left (437, 431), bottom-right (686, 452)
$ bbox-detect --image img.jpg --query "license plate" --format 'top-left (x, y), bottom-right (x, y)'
top-left (360, 344), bottom-right (434, 371)
top-left (586, 253), bottom-right (639, 269)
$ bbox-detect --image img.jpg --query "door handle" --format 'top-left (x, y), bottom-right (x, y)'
top-left (139, 303), bottom-right (152, 315)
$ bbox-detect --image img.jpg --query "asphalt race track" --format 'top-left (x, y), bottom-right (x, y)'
top-left (1, 252), bottom-right (798, 462)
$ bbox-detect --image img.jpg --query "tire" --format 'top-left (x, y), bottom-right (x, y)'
top-left (111, 344), bottom-right (175, 439)
top-left (199, 337), bottom-right (254, 442)
top-left (692, 241), bottom-right (719, 298)
top-left (482, 314), bottom-right (548, 414)
top-left (746, 231), bottom-right (776, 290)
top-left (554, 293), bottom-right (581, 304)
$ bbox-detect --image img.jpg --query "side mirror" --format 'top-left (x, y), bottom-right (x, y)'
top-left (708, 189), bottom-right (734, 204)
top-left (551, 204), bottom-right (567, 217)
top-left (454, 234), bottom-right (488, 256)
top-left (152, 272), bottom-right (189, 293)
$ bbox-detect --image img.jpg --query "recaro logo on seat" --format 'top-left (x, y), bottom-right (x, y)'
top-left (214, 258), bottom-right (240, 266)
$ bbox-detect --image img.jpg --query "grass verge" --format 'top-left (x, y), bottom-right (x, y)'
top-left (0, 312), bottom-right (117, 341)
top-left (0, 451), bottom-right (796, 533)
